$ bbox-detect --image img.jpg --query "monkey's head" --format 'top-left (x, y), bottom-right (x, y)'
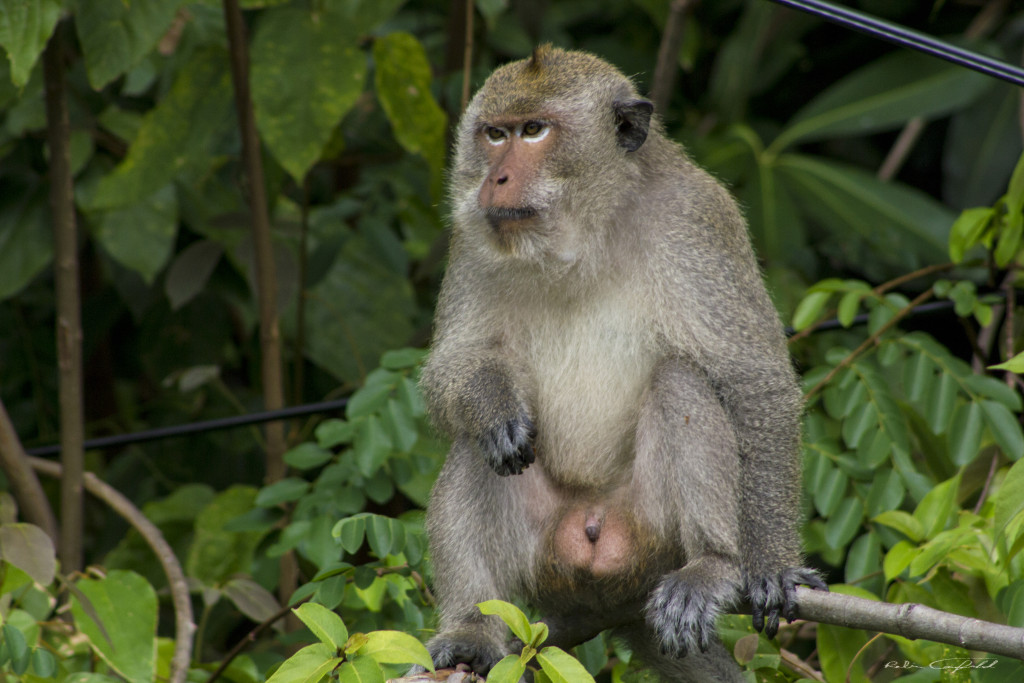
top-left (451, 46), bottom-right (655, 265)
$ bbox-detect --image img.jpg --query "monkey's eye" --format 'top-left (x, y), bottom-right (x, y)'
top-left (484, 126), bottom-right (507, 143)
top-left (522, 121), bottom-right (545, 137)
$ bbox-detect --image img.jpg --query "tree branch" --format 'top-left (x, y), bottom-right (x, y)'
top-left (28, 457), bottom-right (194, 683)
top-left (42, 21), bottom-right (85, 575)
top-left (650, 0), bottom-right (697, 115)
top-left (0, 399), bottom-right (57, 540)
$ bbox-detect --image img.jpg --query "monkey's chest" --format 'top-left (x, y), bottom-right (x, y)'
top-left (520, 303), bottom-right (656, 488)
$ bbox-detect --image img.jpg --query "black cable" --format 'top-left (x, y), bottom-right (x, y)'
top-left (783, 299), bottom-right (955, 337)
top-left (764, 0), bottom-right (1024, 88)
top-left (24, 398), bottom-right (349, 457)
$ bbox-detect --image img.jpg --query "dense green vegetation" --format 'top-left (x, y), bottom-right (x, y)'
top-left (0, 0), bottom-right (1023, 680)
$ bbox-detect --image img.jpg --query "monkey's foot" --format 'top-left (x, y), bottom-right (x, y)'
top-left (645, 571), bottom-right (733, 658)
top-left (479, 413), bottom-right (536, 476)
top-left (423, 631), bottom-right (508, 676)
top-left (748, 567), bottom-right (828, 638)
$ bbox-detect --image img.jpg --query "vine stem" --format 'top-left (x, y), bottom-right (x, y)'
top-left (28, 457), bottom-right (194, 683)
top-left (804, 289), bottom-right (935, 401)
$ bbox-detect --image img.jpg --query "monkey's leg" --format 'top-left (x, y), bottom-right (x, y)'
top-left (423, 439), bottom-right (546, 675)
top-left (633, 356), bottom-right (744, 661)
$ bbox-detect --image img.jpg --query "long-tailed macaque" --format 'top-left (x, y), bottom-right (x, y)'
top-left (420, 45), bottom-right (826, 681)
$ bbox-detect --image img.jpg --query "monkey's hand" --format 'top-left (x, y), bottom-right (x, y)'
top-left (749, 567), bottom-right (828, 638)
top-left (478, 411), bottom-right (536, 476)
top-left (645, 562), bottom-right (739, 658)
top-left (420, 631), bottom-right (508, 676)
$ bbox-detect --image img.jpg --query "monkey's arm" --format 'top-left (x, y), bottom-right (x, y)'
top-left (420, 252), bottom-right (535, 476)
top-left (658, 178), bottom-right (826, 636)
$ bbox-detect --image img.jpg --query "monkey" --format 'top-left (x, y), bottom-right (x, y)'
top-left (419, 45), bottom-right (826, 682)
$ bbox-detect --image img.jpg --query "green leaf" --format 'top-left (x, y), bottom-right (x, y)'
top-left (71, 570), bottom-right (157, 683)
top-left (266, 643), bottom-right (341, 683)
top-left (844, 532), bottom-right (880, 585)
top-left (995, 210), bottom-right (1024, 268)
top-left (353, 416), bottom-right (393, 477)
top-left (284, 443), bottom-right (334, 470)
top-left (0, 523), bottom-right (55, 586)
top-left (165, 240), bottom-right (223, 310)
top-left (338, 656), bottom-right (386, 683)
top-left (316, 419), bottom-right (356, 448)
top-left (836, 289), bottom-right (866, 327)
top-left (813, 464), bottom-right (848, 518)
top-left (841, 402), bottom-right (876, 450)
top-left (30, 647), bottom-right (57, 677)
top-left (913, 475), bottom-right (960, 539)
top-left (741, 158), bottom-right (809, 267)
top-left (824, 496), bottom-right (863, 550)
top-left (1008, 151), bottom-right (1024, 212)
top-left (75, 0), bottom-right (184, 89)
top-left (333, 514), bottom-right (368, 555)
top-left (294, 602), bottom-right (349, 650)
top-left (0, 194), bottom-right (53, 302)
top-left (872, 510), bottom-right (923, 543)
top-left (478, 600), bottom-right (533, 644)
top-left (903, 352), bottom-right (935, 403)
top-left (92, 184), bottom-right (178, 284)
top-left (251, 7), bottom-right (366, 181)
top-left (372, 33), bottom-right (447, 196)
top-left (381, 398), bottom-right (418, 453)
top-left (356, 630), bottom-right (433, 671)
top-left (774, 50), bottom-right (990, 151)
top-left (948, 401), bottom-right (983, 466)
top-left (883, 540), bottom-right (919, 582)
top-left (779, 154), bottom-right (952, 271)
top-left (221, 576), bottom-right (282, 626)
top-left (186, 486), bottom-right (265, 585)
top-left (948, 207), bottom-right (995, 263)
top-left (255, 478), bottom-right (311, 507)
top-left (865, 469), bottom-right (904, 518)
top-left (990, 350), bottom-right (1024, 375)
top-left (925, 372), bottom-right (959, 435)
top-left (89, 48), bottom-right (233, 210)
top-left (995, 460), bottom-right (1024, 547)
top-left (486, 654), bottom-right (529, 683)
top-left (817, 623), bottom-right (869, 683)
top-left (0, 0), bottom-right (60, 87)
top-left (981, 399), bottom-right (1024, 460)
top-left (348, 383), bottom-right (394, 420)
top-left (537, 647), bottom-right (597, 683)
top-left (792, 290), bottom-right (831, 330)
top-left (380, 348), bottom-right (427, 370)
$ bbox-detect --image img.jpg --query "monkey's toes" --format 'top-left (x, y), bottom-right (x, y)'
top-left (750, 567), bottom-right (827, 638)
top-left (645, 573), bottom-right (718, 658)
top-left (427, 634), bottom-right (506, 676)
top-left (480, 414), bottom-right (535, 476)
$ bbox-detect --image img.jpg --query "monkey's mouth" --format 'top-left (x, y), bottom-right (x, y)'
top-left (485, 206), bottom-right (538, 231)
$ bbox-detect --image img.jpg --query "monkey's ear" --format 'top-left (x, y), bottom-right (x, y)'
top-left (614, 99), bottom-right (654, 152)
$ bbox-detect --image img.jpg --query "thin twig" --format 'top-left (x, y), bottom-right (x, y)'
top-left (28, 457), bottom-right (194, 683)
top-left (0, 399), bottom-right (57, 540)
top-left (207, 597), bottom-right (310, 683)
top-left (460, 0), bottom-right (474, 113)
top-left (805, 289), bottom-right (934, 401)
top-left (651, 0), bottom-right (696, 115)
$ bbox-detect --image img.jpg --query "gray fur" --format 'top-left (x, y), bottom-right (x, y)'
top-left (420, 46), bottom-right (823, 682)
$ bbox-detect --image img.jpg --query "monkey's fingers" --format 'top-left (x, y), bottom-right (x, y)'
top-left (781, 568), bottom-right (828, 622)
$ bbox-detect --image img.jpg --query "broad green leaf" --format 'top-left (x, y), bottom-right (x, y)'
top-left (316, 419), bottom-right (356, 448)
top-left (779, 154), bottom-right (952, 270)
top-left (913, 475), bottom-right (960, 539)
top-left (844, 532), bottom-right (880, 585)
top-left (817, 623), bottom-right (869, 683)
top-left (186, 486), bottom-right (264, 585)
top-left (903, 352), bottom-right (935, 403)
top-left (266, 643), bottom-right (340, 683)
top-left (486, 653), bottom-right (528, 683)
top-left (949, 207), bottom-right (995, 263)
top-left (741, 159), bottom-right (809, 267)
top-left (333, 514), bottom-right (368, 555)
top-left (865, 469), bottom-right (904, 518)
top-left (353, 416), bottom-right (393, 477)
top-left (356, 630), bottom-right (433, 671)
top-left (367, 515), bottom-right (406, 558)
top-left (925, 372), bottom-right (959, 436)
top-left (909, 528), bottom-right (971, 577)
top-left (0, 523), bottom-right (55, 585)
top-left (990, 350), bottom-right (1024, 375)
top-left (380, 348), bottom-right (427, 370)
top-left (836, 289), bottom-right (866, 327)
top-left (338, 656), bottom-right (385, 683)
top-left (981, 399), bottom-right (1024, 460)
top-left (75, 0), bottom-right (184, 89)
top-left (165, 240), bottom-right (223, 310)
top-left (381, 398), bottom-right (418, 453)
top-left (294, 602), bottom-right (348, 650)
top-left (1009, 150), bottom-right (1024, 212)
top-left (251, 7), bottom-right (366, 181)
top-left (995, 460), bottom-right (1024, 547)
top-left (813, 465), bottom-right (847, 518)
top-left (347, 383), bottom-right (395, 420)
top-left (71, 570), bottom-right (157, 683)
top-left (537, 647), bottom-right (597, 683)
top-left (221, 577), bottom-right (281, 627)
top-left (774, 51), bottom-right (990, 151)
top-left (824, 496), bottom-right (863, 550)
top-left (90, 48), bottom-right (233, 209)
top-left (255, 478), bottom-right (310, 507)
top-left (792, 290), bottom-right (831, 331)
top-left (0, 0), bottom-right (60, 87)
top-left (1, 623), bottom-right (27, 662)
top-left (948, 401), bottom-right (983, 466)
top-left (478, 600), bottom-right (533, 644)
top-left (373, 33), bottom-right (447, 196)
top-left (92, 184), bottom-right (178, 284)
top-left (883, 540), bottom-right (918, 582)
top-left (31, 648), bottom-right (57, 677)
top-left (995, 210), bottom-right (1023, 267)
top-left (398, 377), bottom-right (427, 418)
top-left (284, 443), bottom-right (334, 470)
top-left (872, 510), bottom-right (923, 543)
top-left (964, 373), bottom-right (1022, 410)
top-left (841, 402), bottom-right (876, 450)
top-left (0, 194), bottom-right (52, 301)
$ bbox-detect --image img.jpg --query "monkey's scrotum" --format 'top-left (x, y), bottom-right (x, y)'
top-left (420, 45), bottom-right (825, 682)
